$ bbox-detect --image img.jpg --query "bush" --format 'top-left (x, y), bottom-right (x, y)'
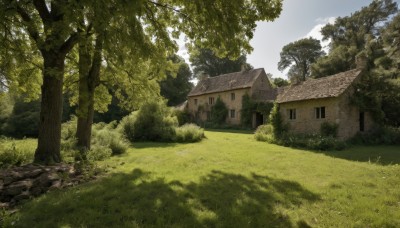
top-left (0, 143), bottom-right (33, 168)
top-left (320, 122), bottom-right (339, 137)
top-left (87, 146), bottom-right (113, 161)
top-left (268, 104), bottom-right (288, 139)
top-left (210, 98), bottom-right (228, 125)
top-left (122, 101), bottom-right (178, 142)
top-left (277, 133), bottom-right (347, 151)
top-left (173, 109), bottom-right (191, 126)
top-left (350, 126), bottom-right (400, 145)
top-left (92, 124), bottom-right (129, 155)
top-left (175, 124), bottom-right (204, 142)
top-left (254, 124), bottom-right (275, 142)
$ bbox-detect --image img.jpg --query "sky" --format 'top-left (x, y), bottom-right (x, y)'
top-left (178, 0), bottom-right (400, 80)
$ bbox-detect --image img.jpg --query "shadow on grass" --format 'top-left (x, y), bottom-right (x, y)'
top-left (13, 169), bottom-right (319, 227)
top-left (131, 142), bottom-right (179, 149)
top-left (317, 145), bottom-right (400, 166)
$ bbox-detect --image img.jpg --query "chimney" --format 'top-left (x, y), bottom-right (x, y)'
top-left (241, 64), bottom-right (247, 72)
top-left (355, 52), bottom-right (368, 70)
top-left (198, 72), bottom-right (209, 81)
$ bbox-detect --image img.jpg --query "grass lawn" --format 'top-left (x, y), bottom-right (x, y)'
top-left (2, 130), bottom-right (400, 227)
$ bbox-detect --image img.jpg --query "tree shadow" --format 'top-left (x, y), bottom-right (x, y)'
top-left (315, 145), bottom-right (400, 166)
top-left (13, 169), bottom-right (319, 227)
top-left (131, 142), bottom-right (179, 149)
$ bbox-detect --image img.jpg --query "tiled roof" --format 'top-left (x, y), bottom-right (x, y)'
top-left (276, 69), bottom-right (362, 103)
top-left (188, 68), bottom-right (265, 97)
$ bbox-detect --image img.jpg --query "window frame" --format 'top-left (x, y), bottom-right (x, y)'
top-left (209, 97), bottom-right (214, 105)
top-left (194, 99), bottom-right (198, 105)
top-left (315, 106), bottom-right (326, 119)
top-left (231, 93), bottom-right (235, 101)
top-left (288, 109), bottom-right (296, 120)
top-left (230, 109), bottom-right (236, 118)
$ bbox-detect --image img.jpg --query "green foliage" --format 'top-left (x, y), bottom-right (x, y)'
top-left (0, 142), bottom-right (32, 168)
top-left (241, 94), bottom-right (273, 127)
top-left (61, 118), bottom-right (129, 161)
top-left (190, 48), bottom-right (253, 77)
top-left (123, 101), bottom-right (178, 142)
top-left (254, 124), bottom-right (275, 142)
top-left (320, 122), bottom-right (339, 137)
top-left (277, 134), bottom-right (347, 151)
top-left (350, 126), bottom-right (400, 145)
top-left (175, 124), bottom-right (205, 143)
top-left (160, 55), bottom-right (193, 106)
top-left (273, 78), bottom-right (289, 87)
top-left (1, 99), bottom-right (40, 138)
top-left (173, 109), bottom-right (191, 126)
top-left (278, 37), bottom-right (325, 81)
top-left (268, 104), bottom-right (288, 139)
top-left (210, 98), bottom-right (228, 125)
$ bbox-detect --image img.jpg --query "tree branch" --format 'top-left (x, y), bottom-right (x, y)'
top-left (146, 0), bottom-right (199, 27)
top-left (60, 32), bottom-right (79, 57)
top-left (32, 0), bottom-right (51, 25)
top-left (14, 4), bottom-right (42, 45)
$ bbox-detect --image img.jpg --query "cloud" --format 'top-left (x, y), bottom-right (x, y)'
top-left (304, 17), bottom-right (336, 53)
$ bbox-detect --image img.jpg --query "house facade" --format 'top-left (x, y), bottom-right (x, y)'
top-left (187, 68), bottom-right (275, 127)
top-left (276, 69), bottom-right (374, 139)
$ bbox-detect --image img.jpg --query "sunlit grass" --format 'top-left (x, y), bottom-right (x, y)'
top-left (2, 131), bottom-right (400, 227)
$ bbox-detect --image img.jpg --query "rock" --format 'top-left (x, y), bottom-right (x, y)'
top-left (49, 180), bottom-right (62, 190)
top-left (0, 202), bottom-right (10, 208)
top-left (3, 176), bottom-right (14, 185)
top-left (14, 191), bottom-right (31, 202)
top-left (30, 186), bottom-right (43, 197)
top-left (23, 168), bottom-right (44, 179)
top-left (36, 172), bottom-right (60, 187)
top-left (4, 180), bottom-right (33, 196)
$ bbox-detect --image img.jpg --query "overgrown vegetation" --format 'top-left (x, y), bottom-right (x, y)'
top-left (350, 126), bottom-right (400, 145)
top-left (255, 104), bottom-right (346, 151)
top-left (240, 94), bottom-right (273, 127)
top-left (210, 98), bottom-right (228, 125)
top-left (120, 101), bottom-right (204, 143)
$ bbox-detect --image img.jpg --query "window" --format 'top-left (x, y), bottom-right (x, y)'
top-left (315, 107), bottom-right (326, 119)
top-left (209, 97), bottom-right (214, 105)
top-left (194, 99), bottom-right (198, 105)
top-left (288, 109), bottom-right (296, 120)
top-left (230, 109), bottom-right (236, 118)
top-left (231, 93), bottom-right (235, 101)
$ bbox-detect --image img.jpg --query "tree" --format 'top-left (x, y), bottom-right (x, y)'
top-left (190, 48), bottom-right (253, 77)
top-left (160, 55), bottom-right (193, 106)
top-left (1, 1), bottom-right (79, 163)
top-left (278, 37), bottom-right (324, 81)
top-left (273, 78), bottom-right (289, 87)
top-left (311, 0), bottom-right (398, 77)
top-left (1, 0), bottom-right (283, 163)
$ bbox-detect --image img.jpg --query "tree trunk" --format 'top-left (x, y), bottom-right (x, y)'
top-left (34, 53), bottom-right (65, 164)
top-left (76, 34), bottom-right (103, 152)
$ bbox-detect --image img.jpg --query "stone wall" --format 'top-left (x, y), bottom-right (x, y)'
top-left (279, 94), bottom-right (374, 140)
top-left (279, 97), bottom-right (340, 136)
top-left (187, 88), bottom-right (250, 125)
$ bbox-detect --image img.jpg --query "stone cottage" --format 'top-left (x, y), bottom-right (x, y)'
top-left (276, 68), bottom-right (374, 139)
top-left (187, 68), bottom-right (276, 127)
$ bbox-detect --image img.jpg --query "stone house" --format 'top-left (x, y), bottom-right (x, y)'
top-left (276, 68), bottom-right (374, 139)
top-left (187, 68), bottom-right (276, 127)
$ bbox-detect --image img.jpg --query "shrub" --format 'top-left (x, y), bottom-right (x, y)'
top-left (320, 122), bottom-right (339, 137)
top-left (91, 122), bottom-right (129, 155)
top-left (173, 109), bottom-right (191, 126)
top-left (122, 101), bottom-right (178, 142)
top-left (254, 124), bottom-right (275, 142)
top-left (277, 133), bottom-right (347, 151)
top-left (268, 104), bottom-right (288, 139)
top-left (210, 98), bottom-right (228, 125)
top-left (0, 143), bottom-right (33, 168)
top-left (175, 124), bottom-right (204, 142)
top-left (118, 111), bottom-right (138, 142)
top-left (350, 126), bottom-right (400, 145)
top-left (87, 146), bottom-right (113, 161)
